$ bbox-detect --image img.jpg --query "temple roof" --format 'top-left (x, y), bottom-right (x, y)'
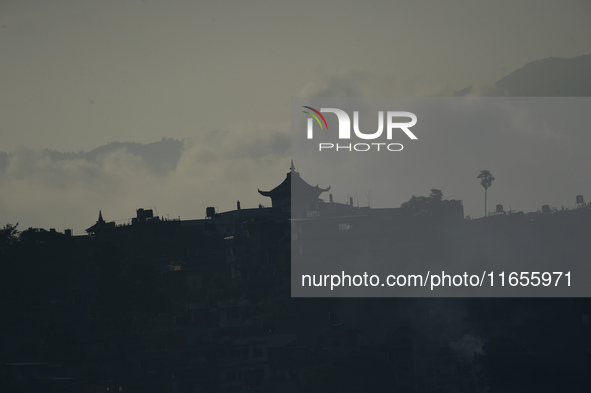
top-left (86, 210), bottom-right (115, 234)
top-left (258, 161), bottom-right (330, 200)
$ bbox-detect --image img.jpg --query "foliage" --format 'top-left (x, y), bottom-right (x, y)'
top-left (400, 189), bottom-right (444, 217)
top-left (477, 170), bottom-right (495, 216)
top-left (477, 170), bottom-right (495, 190)
top-left (0, 223), bottom-right (19, 251)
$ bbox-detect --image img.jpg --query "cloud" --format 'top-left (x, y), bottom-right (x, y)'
top-left (0, 131), bottom-right (290, 233)
top-left (452, 84), bottom-right (508, 97)
top-left (299, 68), bottom-right (452, 98)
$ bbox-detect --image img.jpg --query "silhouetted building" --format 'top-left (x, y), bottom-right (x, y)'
top-left (258, 160), bottom-right (330, 217)
top-left (85, 210), bottom-right (115, 236)
top-left (132, 208), bottom-right (158, 224)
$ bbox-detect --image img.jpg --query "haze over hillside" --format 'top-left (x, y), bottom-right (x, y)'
top-left (1, 54), bottom-right (590, 232)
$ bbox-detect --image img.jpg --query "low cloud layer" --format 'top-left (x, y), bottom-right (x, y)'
top-left (299, 68), bottom-right (452, 98)
top-left (2, 54), bottom-right (590, 233)
top-left (300, 54), bottom-right (591, 99)
top-left (0, 131), bottom-right (290, 233)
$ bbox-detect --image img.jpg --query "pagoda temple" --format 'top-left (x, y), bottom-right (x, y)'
top-left (258, 161), bottom-right (330, 217)
top-left (85, 210), bottom-right (115, 235)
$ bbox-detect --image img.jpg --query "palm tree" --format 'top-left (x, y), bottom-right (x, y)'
top-left (477, 170), bottom-right (495, 217)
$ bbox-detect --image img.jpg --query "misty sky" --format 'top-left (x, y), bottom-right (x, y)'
top-left (293, 97), bottom-right (591, 225)
top-left (1, 0), bottom-right (590, 232)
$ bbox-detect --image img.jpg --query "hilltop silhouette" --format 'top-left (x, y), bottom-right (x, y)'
top-left (453, 53), bottom-right (591, 97)
top-left (496, 53), bottom-right (591, 96)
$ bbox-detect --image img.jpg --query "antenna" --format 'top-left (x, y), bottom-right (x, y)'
top-left (365, 190), bottom-right (373, 208)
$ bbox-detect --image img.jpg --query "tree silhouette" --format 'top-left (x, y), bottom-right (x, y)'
top-left (0, 223), bottom-right (19, 249)
top-left (429, 189), bottom-right (443, 202)
top-left (400, 189), bottom-right (444, 217)
top-left (477, 170), bottom-right (495, 217)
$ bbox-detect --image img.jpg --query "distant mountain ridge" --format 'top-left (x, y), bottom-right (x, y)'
top-left (495, 53), bottom-right (591, 96)
top-left (452, 53), bottom-right (591, 97)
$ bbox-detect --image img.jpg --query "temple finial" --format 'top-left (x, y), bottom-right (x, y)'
top-left (290, 159), bottom-right (295, 172)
